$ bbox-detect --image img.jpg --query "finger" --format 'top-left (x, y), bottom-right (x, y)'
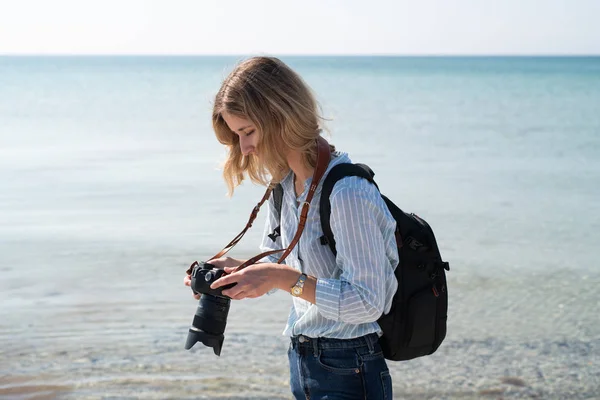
top-left (193, 293), bottom-right (201, 300)
top-left (206, 258), bottom-right (225, 268)
top-left (223, 266), bottom-right (237, 274)
top-left (222, 284), bottom-right (247, 299)
top-left (210, 274), bottom-right (238, 289)
top-left (227, 290), bottom-right (246, 300)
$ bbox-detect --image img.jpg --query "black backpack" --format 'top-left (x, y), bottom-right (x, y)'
top-left (271, 163), bottom-right (449, 361)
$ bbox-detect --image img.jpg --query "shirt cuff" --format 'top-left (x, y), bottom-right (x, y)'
top-left (315, 278), bottom-right (342, 321)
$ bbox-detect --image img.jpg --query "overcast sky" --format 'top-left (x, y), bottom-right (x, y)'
top-left (0, 0), bottom-right (598, 55)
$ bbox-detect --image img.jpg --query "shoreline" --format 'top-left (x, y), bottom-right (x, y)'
top-left (2, 335), bottom-right (598, 399)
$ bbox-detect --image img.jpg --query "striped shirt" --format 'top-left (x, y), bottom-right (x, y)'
top-left (260, 152), bottom-right (399, 339)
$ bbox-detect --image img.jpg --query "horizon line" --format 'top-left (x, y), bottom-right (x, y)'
top-left (1, 53), bottom-right (599, 57)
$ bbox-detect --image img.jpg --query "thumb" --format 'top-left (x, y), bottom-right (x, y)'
top-left (223, 266), bottom-right (237, 274)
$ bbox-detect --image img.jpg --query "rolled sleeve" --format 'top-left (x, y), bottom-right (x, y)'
top-left (315, 278), bottom-right (342, 321)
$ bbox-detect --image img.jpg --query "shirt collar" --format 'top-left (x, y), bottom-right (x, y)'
top-left (280, 151), bottom-right (351, 201)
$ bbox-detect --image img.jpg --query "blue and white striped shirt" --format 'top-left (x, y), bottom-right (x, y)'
top-left (260, 152), bottom-right (399, 339)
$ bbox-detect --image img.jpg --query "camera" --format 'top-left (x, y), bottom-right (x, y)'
top-left (184, 261), bottom-right (236, 356)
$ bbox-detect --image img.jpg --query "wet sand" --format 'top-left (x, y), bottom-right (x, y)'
top-left (1, 235), bottom-right (599, 400)
top-left (2, 335), bottom-right (599, 399)
top-left (2, 255), bottom-right (600, 399)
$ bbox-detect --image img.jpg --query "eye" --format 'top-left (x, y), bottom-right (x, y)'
top-left (244, 130), bottom-right (255, 137)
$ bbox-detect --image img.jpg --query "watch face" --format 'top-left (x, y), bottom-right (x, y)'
top-left (292, 287), bottom-right (301, 296)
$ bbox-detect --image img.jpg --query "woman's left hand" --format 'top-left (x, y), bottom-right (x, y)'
top-left (211, 263), bottom-right (294, 300)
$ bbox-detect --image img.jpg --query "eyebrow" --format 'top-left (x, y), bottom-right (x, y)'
top-left (237, 125), bottom-right (253, 132)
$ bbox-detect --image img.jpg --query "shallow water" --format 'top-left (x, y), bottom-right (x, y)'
top-left (1, 56), bottom-right (600, 399)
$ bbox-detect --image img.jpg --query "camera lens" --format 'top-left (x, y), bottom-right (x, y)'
top-left (194, 294), bottom-right (230, 335)
top-left (185, 262), bottom-right (236, 356)
top-left (184, 294), bottom-right (231, 356)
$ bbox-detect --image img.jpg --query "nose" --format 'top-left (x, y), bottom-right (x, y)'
top-left (240, 137), bottom-right (255, 156)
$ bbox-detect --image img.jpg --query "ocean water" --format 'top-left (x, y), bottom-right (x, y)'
top-left (1, 56), bottom-right (599, 399)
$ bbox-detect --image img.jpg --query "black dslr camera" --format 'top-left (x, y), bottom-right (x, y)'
top-left (184, 261), bottom-right (236, 356)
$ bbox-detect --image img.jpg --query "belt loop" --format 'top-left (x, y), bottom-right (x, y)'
top-left (366, 334), bottom-right (375, 354)
top-left (312, 337), bottom-right (319, 357)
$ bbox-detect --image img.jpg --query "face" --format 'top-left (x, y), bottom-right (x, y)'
top-left (222, 112), bottom-right (259, 157)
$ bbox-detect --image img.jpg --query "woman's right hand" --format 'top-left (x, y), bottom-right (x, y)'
top-left (183, 274), bottom-right (201, 300)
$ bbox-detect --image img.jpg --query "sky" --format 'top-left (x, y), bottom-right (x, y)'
top-left (0, 0), bottom-right (598, 55)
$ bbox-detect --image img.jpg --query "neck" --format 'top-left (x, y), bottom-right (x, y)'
top-left (287, 149), bottom-right (314, 184)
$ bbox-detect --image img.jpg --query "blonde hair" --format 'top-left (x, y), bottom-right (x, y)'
top-left (212, 56), bottom-right (333, 196)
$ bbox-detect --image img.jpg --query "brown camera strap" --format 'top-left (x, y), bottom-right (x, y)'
top-left (186, 137), bottom-right (331, 275)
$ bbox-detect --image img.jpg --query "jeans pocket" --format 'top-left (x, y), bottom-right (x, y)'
top-left (317, 348), bottom-right (362, 375)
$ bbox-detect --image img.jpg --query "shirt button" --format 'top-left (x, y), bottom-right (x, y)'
top-left (299, 336), bottom-right (306, 343)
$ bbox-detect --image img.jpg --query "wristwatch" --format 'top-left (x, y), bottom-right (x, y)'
top-left (290, 273), bottom-right (307, 297)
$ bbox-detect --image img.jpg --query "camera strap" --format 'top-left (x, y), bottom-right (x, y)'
top-left (187, 136), bottom-right (332, 276)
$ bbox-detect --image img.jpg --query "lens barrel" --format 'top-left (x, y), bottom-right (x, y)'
top-left (184, 293), bottom-right (231, 356)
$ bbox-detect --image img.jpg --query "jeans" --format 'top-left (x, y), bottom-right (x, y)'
top-left (288, 333), bottom-right (393, 400)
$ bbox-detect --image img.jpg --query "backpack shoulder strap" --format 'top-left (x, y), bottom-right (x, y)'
top-left (273, 183), bottom-right (284, 217)
top-left (267, 183), bottom-right (284, 242)
top-left (319, 163), bottom-right (378, 255)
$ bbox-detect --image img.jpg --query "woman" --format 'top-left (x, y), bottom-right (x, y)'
top-left (184, 56), bottom-right (399, 399)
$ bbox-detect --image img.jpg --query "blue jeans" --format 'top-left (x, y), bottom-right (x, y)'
top-left (288, 333), bottom-right (393, 400)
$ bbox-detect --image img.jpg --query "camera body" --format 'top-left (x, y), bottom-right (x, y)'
top-left (185, 261), bottom-right (237, 356)
top-left (190, 262), bottom-right (235, 298)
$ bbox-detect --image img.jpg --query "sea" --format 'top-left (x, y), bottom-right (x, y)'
top-left (1, 56), bottom-right (599, 399)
